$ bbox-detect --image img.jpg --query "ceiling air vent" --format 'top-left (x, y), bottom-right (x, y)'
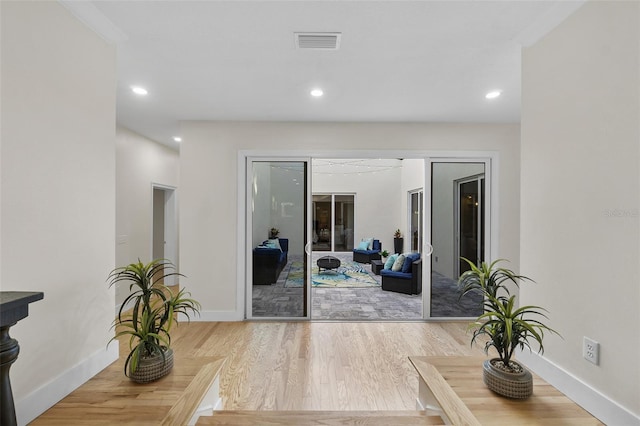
top-left (295, 32), bottom-right (341, 50)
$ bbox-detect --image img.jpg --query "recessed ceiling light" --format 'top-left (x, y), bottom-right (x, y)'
top-left (131, 86), bottom-right (148, 95)
top-left (310, 88), bottom-right (324, 97)
top-left (485, 90), bottom-right (502, 99)
top-left (173, 136), bottom-right (182, 142)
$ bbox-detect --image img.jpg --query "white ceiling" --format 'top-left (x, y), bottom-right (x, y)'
top-left (61, 1), bottom-right (585, 150)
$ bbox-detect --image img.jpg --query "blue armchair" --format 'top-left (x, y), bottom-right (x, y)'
top-left (352, 239), bottom-right (382, 264)
top-left (380, 256), bottom-right (422, 295)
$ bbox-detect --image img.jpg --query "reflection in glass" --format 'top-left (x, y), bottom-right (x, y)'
top-left (458, 177), bottom-right (485, 274)
top-left (410, 190), bottom-right (423, 252)
top-left (430, 162), bottom-right (485, 318)
top-left (251, 161), bottom-right (307, 318)
top-left (312, 194), bottom-right (354, 252)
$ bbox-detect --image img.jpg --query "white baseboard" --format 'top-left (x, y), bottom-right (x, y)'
top-left (518, 351), bottom-right (640, 426)
top-left (193, 310), bottom-right (243, 322)
top-left (15, 342), bottom-right (119, 426)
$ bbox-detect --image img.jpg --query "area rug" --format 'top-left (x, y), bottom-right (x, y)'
top-left (284, 261), bottom-right (379, 288)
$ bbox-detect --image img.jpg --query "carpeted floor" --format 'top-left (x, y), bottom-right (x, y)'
top-left (252, 252), bottom-right (482, 319)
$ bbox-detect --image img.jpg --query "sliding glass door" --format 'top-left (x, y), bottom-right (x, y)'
top-left (428, 160), bottom-right (490, 319)
top-left (247, 159), bottom-right (310, 318)
top-left (312, 193), bottom-right (355, 252)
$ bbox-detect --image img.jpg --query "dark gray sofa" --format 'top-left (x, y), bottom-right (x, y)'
top-left (380, 258), bottom-right (422, 295)
top-left (352, 239), bottom-right (382, 264)
top-left (252, 238), bottom-right (288, 285)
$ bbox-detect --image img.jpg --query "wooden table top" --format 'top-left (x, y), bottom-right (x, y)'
top-left (409, 356), bottom-right (603, 425)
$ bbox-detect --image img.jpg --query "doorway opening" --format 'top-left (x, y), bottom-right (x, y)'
top-left (309, 158), bottom-right (423, 320)
top-left (152, 184), bottom-right (178, 286)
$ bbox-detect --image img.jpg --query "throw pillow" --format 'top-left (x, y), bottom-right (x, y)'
top-left (392, 254), bottom-right (406, 272)
top-left (384, 254), bottom-right (398, 270)
top-left (401, 252), bottom-right (421, 273)
top-left (268, 238), bottom-right (282, 251)
top-left (357, 240), bottom-right (369, 250)
top-left (360, 237), bottom-right (373, 250)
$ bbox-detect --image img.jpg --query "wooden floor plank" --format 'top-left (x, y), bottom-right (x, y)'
top-left (31, 321), bottom-right (601, 425)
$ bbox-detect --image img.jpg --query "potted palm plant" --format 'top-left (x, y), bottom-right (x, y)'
top-left (458, 258), bottom-right (559, 399)
top-left (108, 259), bottom-right (201, 383)
top-left (393, 229), bottom-right (403, 254)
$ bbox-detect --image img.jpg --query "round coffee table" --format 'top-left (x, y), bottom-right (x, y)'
top-left (317, 256), bottom-right (341, 272)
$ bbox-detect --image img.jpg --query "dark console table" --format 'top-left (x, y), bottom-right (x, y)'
top-left (1, 291), bottom-right (44, 426)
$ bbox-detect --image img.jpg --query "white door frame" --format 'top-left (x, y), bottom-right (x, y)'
top-left (237, 149), bottom-right (499, 321)
top-left (151, 183), bottom-right (178, 285)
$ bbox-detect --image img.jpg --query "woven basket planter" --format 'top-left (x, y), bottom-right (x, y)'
top-left (482, 358), bottom-right (533, 399)
top-left (129, 348), bottom-right (174, 384)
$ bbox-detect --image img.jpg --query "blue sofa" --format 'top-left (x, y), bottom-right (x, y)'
top-left (253, 238), bottom-right (288, 285)
top-left (380, 255), bottom-right (422, 295)
top-left (352, 239), bottom-right (381, 264)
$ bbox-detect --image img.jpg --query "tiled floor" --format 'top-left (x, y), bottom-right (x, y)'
top-left (252, 252), bottom-right (481, 319)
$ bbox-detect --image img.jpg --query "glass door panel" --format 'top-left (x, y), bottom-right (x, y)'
top-left (312, 194), bottom-right (355, 252)
top-left (458, 180), bottom-right (479, 273)
top-left (410, 190), bottom-right (423, 252)
top-left (312, 195), bottom-right (331, 251)
top-left (250, 160), bottom-right (309, 318)
top-left (333, 195), bottom-right (354, 252)
top-left (430, 162), bottom-right (485, 318)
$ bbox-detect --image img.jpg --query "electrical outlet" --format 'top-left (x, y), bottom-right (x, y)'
top-left (583, 337), bottom-right (599, 365)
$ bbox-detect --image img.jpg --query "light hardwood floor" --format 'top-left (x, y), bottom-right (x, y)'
top-left (32, 321), bottom-right (485, 423)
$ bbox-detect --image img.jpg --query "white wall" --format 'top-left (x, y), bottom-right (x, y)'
top-left (180, 122), bottom-right (520, 319)
top-left (0, 2), bottom-right (117, 423)
top-left (520, 1), bottom-right (639, 423)
top-left (252, 162), bottom-right (272, 247)
top-left (312, 159), bottom-right (402, 252)
top-left (115, 126), bottom-right (179, 306)
top-left (252, 162), bottom-right (305, 253)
